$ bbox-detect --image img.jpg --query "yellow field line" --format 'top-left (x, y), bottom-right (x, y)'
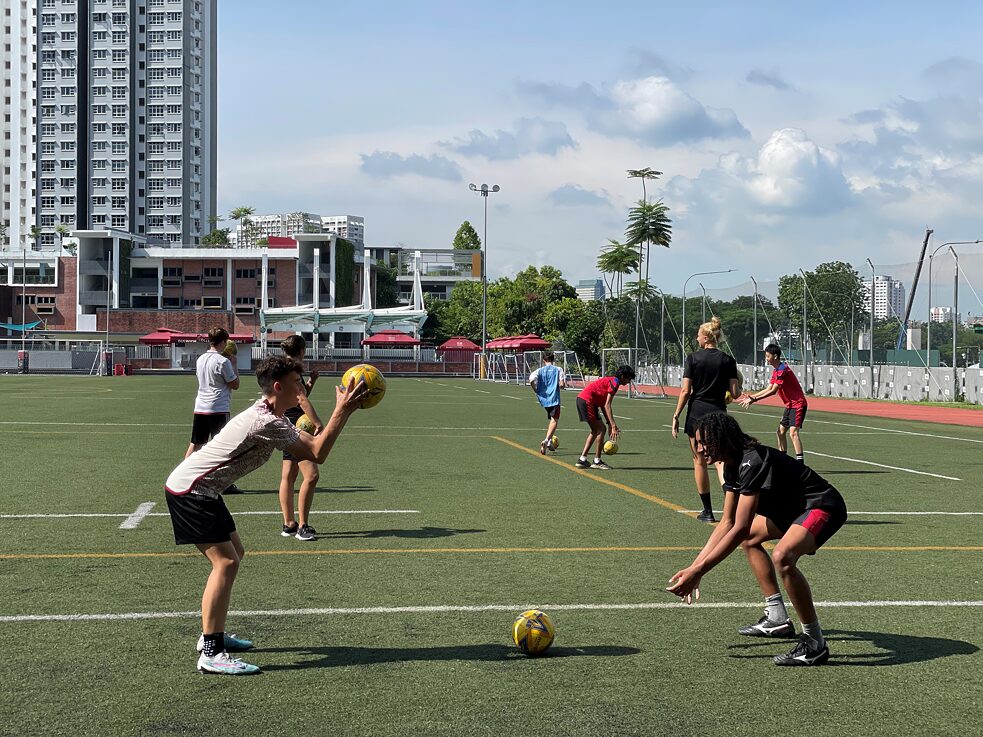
top-left (491, 435), bottom-right (692, 515)
top-left (3, 544), bottom-right (983, 561)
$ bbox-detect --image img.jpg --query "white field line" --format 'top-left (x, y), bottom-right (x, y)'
top-left (3, 599), bottom-right (983, 624)
top-left (614, 415), bottom-right (633, 420)
top-left (119, 502), bottom-right (156, 530)
top-left (502, 395), bottom-right (524, 400)
top-left (0, 510), bottom-right (420, 520)
top-left (806, 450), bottom-right (961, 481)
top-left (474, 389), bottom-right (491, 394)
top-left (678, 509), bottom-right (983, 516)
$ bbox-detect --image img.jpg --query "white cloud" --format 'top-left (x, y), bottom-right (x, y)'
top-left (547, 184), bottom-right (611, 207)
top-left (359, 151), bottom-right (463, 181)
top-left (440, 118), bottom-right (577, 160)
top-left (746, 67), bottom-right (793, 91)
top-left (518, 76), bottom-right (748, 146)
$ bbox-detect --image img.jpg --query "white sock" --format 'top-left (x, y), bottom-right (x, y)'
top-left (801, 620), bottom-right (824, 648)
top-left (765, 592), bottom-right (788, 622)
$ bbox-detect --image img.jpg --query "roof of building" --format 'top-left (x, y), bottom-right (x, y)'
top-left (360, 329), bottom-right (421, 346)
top-left (139, 328), bottom-right (255, 345)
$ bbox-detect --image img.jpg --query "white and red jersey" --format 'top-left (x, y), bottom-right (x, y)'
top-left (194, 349), bottom-right (237, 414)
top-left (166, 399), bottom-right (300, 499)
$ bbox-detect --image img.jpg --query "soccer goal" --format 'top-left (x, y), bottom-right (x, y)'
top-left (0, 338), bottom-right (108, 375)
top-left (601, 347), bottom-right (668, 399)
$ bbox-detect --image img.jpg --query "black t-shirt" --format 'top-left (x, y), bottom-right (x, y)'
top-left (722, 444), bottom-right (846, 527)
top-left (283, 372), bottom-right (314, 424)
top-left (683, 348), bottom-right (738, 410)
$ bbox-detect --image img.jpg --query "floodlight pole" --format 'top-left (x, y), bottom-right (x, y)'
top-left (866, 258), bottom-right (875, 398)
top-left (21, 247), bottom-right (26, 353)
top-left (699, 283), bottom-right (707, 324)
top-left (681, 268), bottom-right (735, 357)
top-left (927, 240), bottom-right (981, 368)
top-left (950, 246), bottom-right (959, 401)
top-left (469, 183), bottom-right (500, 370)
top-left (751, 275), bottom-right (758, 367)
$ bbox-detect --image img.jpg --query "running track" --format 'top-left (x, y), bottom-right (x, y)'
top-left (638, 386), bottom-right (983, 428)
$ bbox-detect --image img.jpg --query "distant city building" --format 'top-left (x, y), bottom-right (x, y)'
top-left (230, 212), bottom-right (323, 246)
top-left (576, 279), bottom-right (605, 302)
top-left (321, 215), bottom-right (364, 246)
top-left (35, 0), bottom-right (217, 246)
top-left (930, 306), bottom-right (953, 323)
top-left (861, 275), bottom-right (905, 320)
top-left (1, 0), bottom-right (37, 251)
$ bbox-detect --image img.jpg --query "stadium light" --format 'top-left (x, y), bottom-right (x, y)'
top-left (866, 258), bottom-right (875, 398)
top-left (681, 268), bottom-right (735, 356)
top-left (926, 240), bottom-right (981, 369)
top-left (468, 183), bottom-right (500, 364)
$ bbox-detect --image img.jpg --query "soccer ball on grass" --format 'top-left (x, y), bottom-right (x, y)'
top-left (549, 436), bottom-right (560, 451)
top-left (603, 440), bottom-right (619, 455)
top-left (512, 609), bottom-right (555, 656)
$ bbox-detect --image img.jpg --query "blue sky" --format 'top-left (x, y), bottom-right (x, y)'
top-left (216, 1), bottom-right (983, 305)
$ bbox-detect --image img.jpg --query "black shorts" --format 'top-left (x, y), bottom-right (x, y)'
top-left (781, 404), bottom-right (807, 428)
top-left (576, 397), bottom-right (600, 423)
top-left (165, 490), bottom-right (236, 546)
top-left (792, 505), bottom-right (846, 551)
top-left (684, 400), bottom-right (725, 438)
top-left (191, 412), bottom-right (230, 445)
top-left (544, 405), bottom-right (561, 420)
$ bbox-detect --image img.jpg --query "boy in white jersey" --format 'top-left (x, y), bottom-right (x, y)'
top-left (165, 355), bottom-right (367, 675)
top-left (185, 327), bottom-right (240, 460)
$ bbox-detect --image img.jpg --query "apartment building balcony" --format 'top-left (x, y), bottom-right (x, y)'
top-left (129, 278), bottom-right (158, 294)
top-left (79, 259), bottom-right (109, 276)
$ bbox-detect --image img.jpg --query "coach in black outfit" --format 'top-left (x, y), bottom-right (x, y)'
top-left (671, 316), bottom-right (740, 522)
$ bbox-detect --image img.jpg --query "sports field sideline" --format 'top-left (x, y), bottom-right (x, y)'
top-left (2, 374), bottom-right (982, 737)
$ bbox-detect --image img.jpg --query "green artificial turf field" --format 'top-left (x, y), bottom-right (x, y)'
top-left (1, 374), bottom-right (982, 737)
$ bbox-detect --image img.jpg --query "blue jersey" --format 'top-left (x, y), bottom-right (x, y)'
top-left (530, 364), bottom-right (564, 408)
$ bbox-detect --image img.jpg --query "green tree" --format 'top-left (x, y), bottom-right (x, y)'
top-left (375, 264), bottom-right (401, 309)
top-left (29, 225), bottom-right (42, 251)
top-left (624, 198), bottom-right (672, 301)
top-left (0, 221), bottom-right (8, 246)
top-left (200, 228), bottom-right (231, 246)
top-left (229, 206), bottom-right (256, 245)
top-left (626, 167), bottom-right (663, 202)
top-left (777, 261), bottom-right (867, 359)
top-left (452, 221), bottom-right (482, 250)
top-left (597, 240), bottom-right (639, 298)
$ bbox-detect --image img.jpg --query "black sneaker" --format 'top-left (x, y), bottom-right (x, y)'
top-left (223, 484), bottom-right (243, 495)
top-left (738, 614), bottom-right (796, 638)
top-left (773, 635), bottom-right (829, 666)
top-left (696, 510), bottom-right (716, 523)
top-left (574, 459), bottom-right (591, 469)
top-left (281, 522), bottom-right (298, 538)
top-left (295, 524), bottom-right (317, 542)
top-left (591, 460), bottom-right (612, 470)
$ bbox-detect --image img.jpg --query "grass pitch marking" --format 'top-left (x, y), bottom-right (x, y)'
top-left (492, 436), bottom-right (693, 516)
top-left (4, 599), bottom-right (983, 624)
top-left (1, 509), bottom-right (420, 521)
top-left (5, 543), bottom-right (983, 561)
top-left (119, 502), bottom-right (155, 529)
top-left (806, 451), bottom-right (961, 481)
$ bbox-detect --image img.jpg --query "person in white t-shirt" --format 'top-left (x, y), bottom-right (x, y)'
top-left (164, 354), bottom-right (368, 675)
top-left (185, 327), bottom-right (239, 449)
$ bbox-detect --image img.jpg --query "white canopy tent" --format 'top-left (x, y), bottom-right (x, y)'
top-left (259, 248), bottom-right (427, 351)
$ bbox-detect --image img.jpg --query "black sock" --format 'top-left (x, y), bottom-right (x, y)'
top-left (202, 632), bottom-right (224, 658)
top-left (699, 492), bottom-right (712, 513)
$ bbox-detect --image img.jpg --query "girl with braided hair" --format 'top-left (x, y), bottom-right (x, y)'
top-left (667, 412), bottom-right (848, 667)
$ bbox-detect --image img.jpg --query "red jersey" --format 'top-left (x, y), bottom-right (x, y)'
top-left (578, 375), bottom-right (621, 406)
top-left (770, 363), bottom-right (806, 407)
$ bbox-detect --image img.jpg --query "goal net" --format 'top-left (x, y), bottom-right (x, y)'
top-left (0, 338), bottom-right (108, 375)
top-left (601, 347), bottom-right (668, 399)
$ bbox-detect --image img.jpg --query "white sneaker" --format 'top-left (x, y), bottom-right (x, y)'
top-left (196, 632), bottom-right (254, 653)
top-left (197, 651), bottom-right (260, 675)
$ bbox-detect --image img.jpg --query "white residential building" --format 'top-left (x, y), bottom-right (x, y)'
top-left (35, 0), bottom-right (217, 247)
top-left (861, 275), bottom-right (905, 320)
top-left (321, 215), bottom-right (364, 246)
top-left (1, 0), bottom-right (38, 251)
top-left (930, 306), bottom-right (953, 323)
top-left (230, 212), bottom-right (323, 246)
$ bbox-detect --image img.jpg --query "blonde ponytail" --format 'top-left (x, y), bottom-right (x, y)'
top-left (699, 316), bottom-right (723, 345)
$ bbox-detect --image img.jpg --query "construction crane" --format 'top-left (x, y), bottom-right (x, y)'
top-left (895, 228), bottom-right (934, 350)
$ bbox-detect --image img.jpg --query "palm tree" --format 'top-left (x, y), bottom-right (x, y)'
top-left (597, 239), bottom-right (639, 298)
top-left (29, 225), bottom-right (42, 252)
top-left (625, 197), bottom-right (672, 360)
top-left (623, 278), bottom-right (660, 303)
top-left (626, 167), bottom-right (662, 203)
top-left (228, 206), bottom-right (256, 246)
top-left (54, 223), bottom-right (74, 255)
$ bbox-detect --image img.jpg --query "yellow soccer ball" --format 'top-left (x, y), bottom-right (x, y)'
top-left (549, 436), bottom-right (560, 451)
top-left (341, 363), bottom-right (387, 409)
top-left (222, 340), bottom-right (238, 359)
top-left (603, 439), bottom-right (619, 455)
top-left (512, 609), bottom-right (555, 656)
top-left (295, 414), bottom-right (316, 435)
